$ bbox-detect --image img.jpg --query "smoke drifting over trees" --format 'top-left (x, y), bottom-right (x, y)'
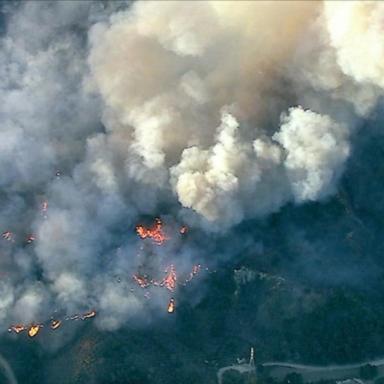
top-left (0, 0), bottom-right (384, 338)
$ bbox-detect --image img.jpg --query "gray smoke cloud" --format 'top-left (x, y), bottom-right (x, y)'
top-left (0, 0), bottom-right (383, 332)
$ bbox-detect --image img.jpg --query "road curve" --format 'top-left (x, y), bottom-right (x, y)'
top-left (218, 357), bottom-right (384, 384)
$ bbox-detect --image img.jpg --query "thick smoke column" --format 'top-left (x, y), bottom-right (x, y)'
top-left (325, 1), bottom-right (384, 88)
top-left (0, 0), bottom-right (383, 331)
top-left (86, 0), bottom-right (361, 229)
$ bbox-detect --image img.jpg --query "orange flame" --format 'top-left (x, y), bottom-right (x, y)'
top-left (50, 320), bottom-right (61, 330)
top-left (167, 298), bottom-right (175, 313)
top-left (28, 324), bottom-right (41, 338)
top-left (9, 309), bottom-right (96, 338)
top-left (185, 264), bottom-right (201, 283)
top-left (135, 218), bottom-right (168, 245)
top-left (2, 231), bottom-right (13, 241)
top-left (8, 324), bottom-right (26, 334)
top-left (161, 265), bottom-right (177, 292)
top-left (81, 310), bottom-right (96, 320)
top-left (133, 274), bottom-right (150, 288)
top-left (26, 234), bottom-right (36, 244)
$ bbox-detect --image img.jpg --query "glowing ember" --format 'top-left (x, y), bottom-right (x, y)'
top-left (51, 320), bottom-right (61, 330)
top-left (167, 298), bottom-right (175, 313)
top-left (2, 231), bottom-right (13, 241)
top-left (81, 310), bottom-right (96, 320)
top-left (180, 225), bottom-right (188, 235)
top-left (161, 265), bottom-right (177, 292)
top-left (135, 218), bottom-right (168, 245)
top-left (28, 325), bottom-right (41, 338)
top-left (8, 324), bottom-right (26, 334)
top-left (26, 234), bottom-right (36, 244)
top-left (9, 309), bottom-right (96, 338)
top-left (133, 264), bottom-right (203, 292)
top-left (185, 264), bottom-right (201, 283)
top-left (133, 274), bottom-right (150, 288)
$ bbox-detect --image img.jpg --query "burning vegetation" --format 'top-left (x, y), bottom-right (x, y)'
top-left (132, 264), bottom-right (201, 294)
top-left (50, 320), bottom-right (61, 330)
top-left (8, 324), bottom-right (26, 334)
top-left (135, 218), bottom-right (169, 245)
top-left (167, 298), bottom-right (175, 314)
top-left (28, 324), bottom-right (42, 338)
top-left (2, 231), bottom-right (13, 242)
top-left (26, 234), bottom-right (36, 244)
top-left (133, 219), bottom-right (204, 313)
top-left (8, 310), bottom-right (96, 338)
top-left (161, 265), bottom-right (177, 292)
top-left (81, 310), bottom-right (96, 320)
top-left (6, 215), bottom-right (201, 333)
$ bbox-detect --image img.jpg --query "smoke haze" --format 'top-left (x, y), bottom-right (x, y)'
top-left (0, 0), bottom-right (383, 339)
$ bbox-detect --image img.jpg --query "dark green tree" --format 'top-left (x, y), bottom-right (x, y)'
top-left (374, 377), bottom-right (384, 384)
top-left (223, 370), bottom-right (244, 384)
top-left (360, 364), bottom-right (378, 380)
top-left (257, 364), bottom-right (265, 375)
top-left (284, 372), bottom-right (304, 384)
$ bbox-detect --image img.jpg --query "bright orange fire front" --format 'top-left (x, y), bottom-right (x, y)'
top-left (133, 274), bottom-right (151, 288)
top-left (28, 325), bottom-right (41, 338)
top-left (135, 218), bottom-right (168, 245)
top-left (2, 231), bottom-right (13, 241)
top-left (81, 310), bottom-right (96, 320)
top-left (51, 320), bottom-right (61, 330)
top-left (167, 298), bottom-right (175, 313)
top-left (9, 309), bottom-right (97, 338)
top-left (161, 265), bottom-right (177, 292)
top-left (26, 234), bottom-right (36, 244)
top-left (8, 324), bottom-right (26, 334)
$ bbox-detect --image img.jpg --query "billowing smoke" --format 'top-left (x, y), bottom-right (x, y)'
top-left (0, 0), bottom-right (383, 332)
top-left (325, 1), bottom-right (384, 88)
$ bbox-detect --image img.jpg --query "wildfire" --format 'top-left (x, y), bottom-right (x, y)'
top-left (2, 231), bottom-right (13, 241)
top-left (133, 264), bottom-right (203, 293)
top-left (185, 264), bottom-right (201, 283)
top-left (135, 218), bottom-right (168, 245)
top-left (132, 219), bottom-right (201, 316)
top-left (133, 274), bottom-right (150, 288)
top-left (167, 298), bottom-right (175, 313)
top-left (28, 324), bottom-right (41, 338)
top-left (9, 309), bottom-right (96, 338)
top-left (161, 265), bottom-right (177, 292)
top-left (50, 320), bottom-right (61, 330)
top-left (26, 234), bottom-right (36, 244)
top-left (81, 310), bottom-right (96, 320)
top-left (8, 324), bottom-right (26, 334)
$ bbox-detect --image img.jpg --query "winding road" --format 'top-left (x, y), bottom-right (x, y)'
top-left (218, 357), bottom-right (384, 384)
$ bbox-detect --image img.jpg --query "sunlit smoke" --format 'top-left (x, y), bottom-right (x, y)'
top-left (0, 0), bottom-right (382, 335)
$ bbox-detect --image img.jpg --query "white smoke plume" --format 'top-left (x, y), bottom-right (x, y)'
top-left (325, 1), bottom-right (384, 88)
top-left (0, 0), bottom-right (382, 331)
